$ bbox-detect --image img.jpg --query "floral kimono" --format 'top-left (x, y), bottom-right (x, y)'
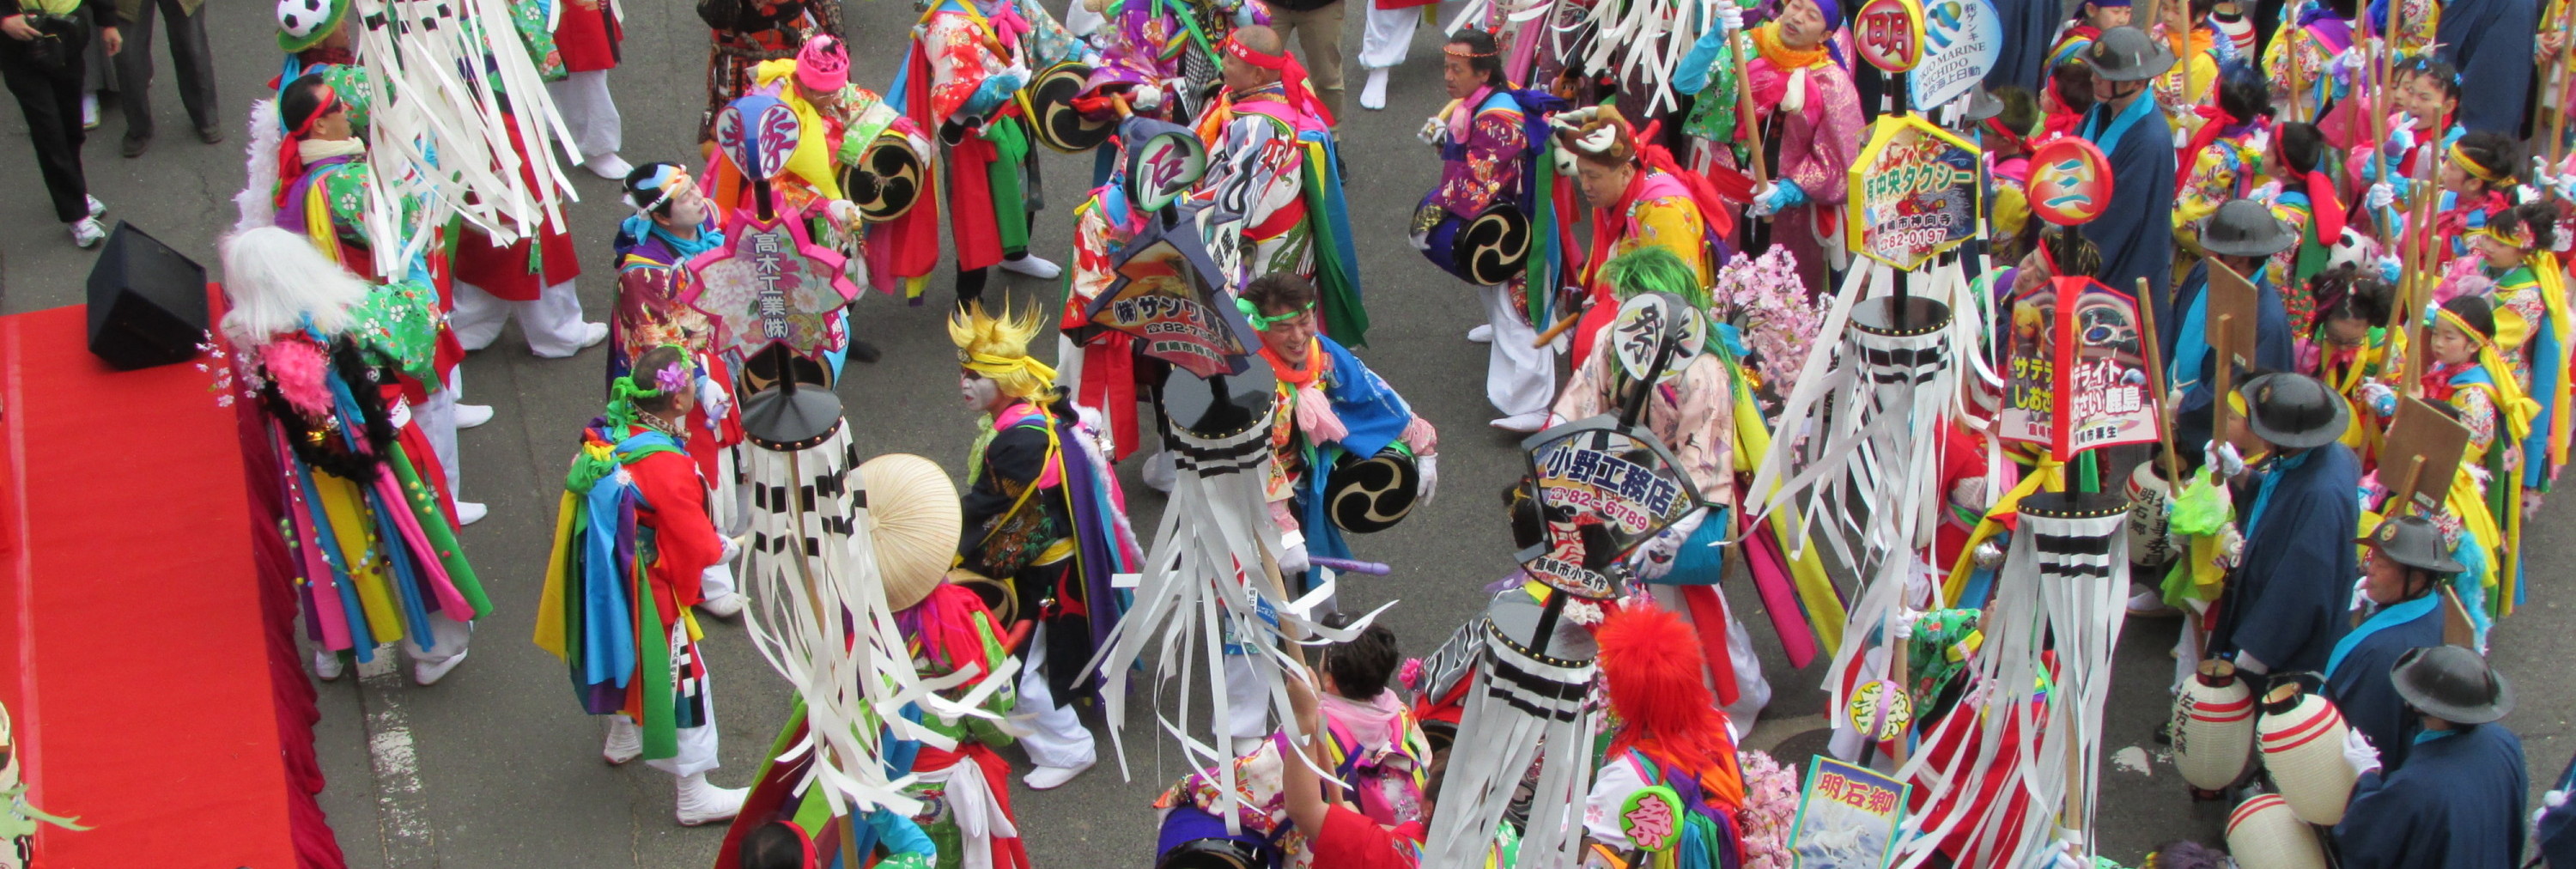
top-left (2261, 4), bottom-right (2353, 120)
top-left (2173, 118), bottom-right (2268, 253)
top-left (1746, 25), bottom-right (1865, 295)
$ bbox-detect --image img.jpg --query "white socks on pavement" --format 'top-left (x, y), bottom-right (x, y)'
top-left (603, 717), bottom-right (642, 765)
top-left (675, 772), bottom-right (750, 826)
top-left (1361, 68), bottom-right (1390, 110)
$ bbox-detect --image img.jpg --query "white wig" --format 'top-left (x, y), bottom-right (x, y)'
top-left (219, 227), bottom-right (368, 346)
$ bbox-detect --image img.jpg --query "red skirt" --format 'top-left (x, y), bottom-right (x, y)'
top-left (555, 0), bottom-right (621, 72)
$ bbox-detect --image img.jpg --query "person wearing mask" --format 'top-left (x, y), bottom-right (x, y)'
top-left (2208, 372), bottom-right (2359, 686)
top-left (2075, 27), bottom-right (2177, 330)
top-left (2334, 646), bottom-right (2526, 868)
top-left (0, 0), bottom-right (117, 245)
top-left (2326, 515), bottom-right (2458, 773)
top-left (109, 0), bottom-right (211, 157)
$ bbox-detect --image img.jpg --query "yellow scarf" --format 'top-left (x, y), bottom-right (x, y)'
top-left (1750, 24), bottom-right (1831, 70)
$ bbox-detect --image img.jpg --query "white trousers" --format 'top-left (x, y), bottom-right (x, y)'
top-left (547, 70), bottom-right (622, 161)
top-left (400, 615), bottom-right (473, 663)
top-left (1647, 584), bottom-right (1772, 727)
top-left (418, 367), bottom-right (462, 496)
top-left (452, 278), bottom-right (589, 356)
top-left (1013, 624), bottom-right (1097, 769)
top-left (1223, 652), bottom-right (1272, 739)
top-left (1481, 283), bottom-right (1556, 417)
top-left (647, 671), bottom-right (723, 778)
top-left (1359, 3), bottom-right (1426, 70)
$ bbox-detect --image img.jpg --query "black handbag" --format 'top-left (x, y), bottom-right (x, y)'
top-left (16, 12), bottom-right (88, 74)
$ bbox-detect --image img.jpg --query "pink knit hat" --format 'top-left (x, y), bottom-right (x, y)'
top-left (795, 35), bottom-right (849, 93)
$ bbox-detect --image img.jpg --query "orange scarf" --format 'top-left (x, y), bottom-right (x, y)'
top-left (1750, 23), bottom-right (1830, 70)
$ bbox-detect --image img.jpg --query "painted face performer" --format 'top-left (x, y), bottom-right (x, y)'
top-left (537, 346), bottom-right (753, 828)
top-left (1193, 25), bottom-right (1369, 345)
top-left (879, 0), bottom-right (1081, 307)
top-left (1550, 106), bottom-right (1726, 381)
top-left (219, 227), bottom-right (488, 688)
top-left (947, 302), bottom-right (1139, 793)
top-left (1413, 28), bottom-right (1564, 434)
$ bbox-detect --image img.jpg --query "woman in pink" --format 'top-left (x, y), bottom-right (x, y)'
top-left (1743, 0), bottom-right (1864, 298)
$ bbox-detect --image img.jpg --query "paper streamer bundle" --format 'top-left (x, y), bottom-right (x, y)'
top-left (1084, 367), bottom-right (1388, 830)
top-left (1420, 589), bottom-right (1599, 869)
top-left (1564, 0), bottom-right (1732, 114)
top-left (739, 428), bottom-right (998, 820)
top-left (1747, 260), bottom-right (1984, 718)
top-left (342, 0), bottom-right (581, 277)
top-left (1888, 492), bottom-right (2129, 866)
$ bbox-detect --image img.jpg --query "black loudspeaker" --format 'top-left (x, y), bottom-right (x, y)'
top-left (85, 222), bottom-right (207, 370)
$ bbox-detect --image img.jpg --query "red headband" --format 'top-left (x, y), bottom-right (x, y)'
top-left (1223, 34), bottom-right (1336, 127)
top-left (1981, 116), bottom-right (2026, 154)
top-left (274, 83), bottom-right (344, 209)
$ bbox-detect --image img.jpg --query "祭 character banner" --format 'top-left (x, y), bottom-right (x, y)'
top-left (1846, 115), bottom-right (1982, 270)
top-left (1083, 210), bottom-right (1261, 379)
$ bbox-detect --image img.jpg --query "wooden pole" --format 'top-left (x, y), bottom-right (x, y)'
top-left (2211, 313), bottom-right (2238, 453)
top-left (2285, 27), bottom-right (2308, 124)
top-left (2402, 191), bottom-right (2436, 390)
top-left (2136, 277), bottom-right (2189, 489)
top-left (1730, 24), bottom-right (1770, 186)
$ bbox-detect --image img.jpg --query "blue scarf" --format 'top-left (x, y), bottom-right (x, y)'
top-left (2081, 92), bottom-right (2157, 154)
top-left (2246, 448), bottom-right (2314, 535)
top-left (616, 215), bottom-right (725, 265)
top-left (2326, 592), bottom-right (2440, 677)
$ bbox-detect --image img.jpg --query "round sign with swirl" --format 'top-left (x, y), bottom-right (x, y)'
top-left (1855, 0), bottom-right (1928, 74)
top-left (2026, 136), bottom-right (2115, 226)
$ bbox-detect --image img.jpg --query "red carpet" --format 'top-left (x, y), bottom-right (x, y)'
top-left (0, 297), bottom-right (337, 868)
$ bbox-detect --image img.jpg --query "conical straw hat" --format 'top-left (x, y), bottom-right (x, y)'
top-left (858, 453), bottom-right (962, 611)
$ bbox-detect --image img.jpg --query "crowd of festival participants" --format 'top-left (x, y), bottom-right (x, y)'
top-left (200, 0), bottom-right (2576, 861)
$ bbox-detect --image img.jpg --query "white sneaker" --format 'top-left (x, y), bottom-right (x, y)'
top-left (696, 592), bottom-right (745, 619)
top-left (313, 648), bottom-right (346, 682)
top-left (1360, 68), bottom-right (1390, 110)
top-left (1141, 449), bottom-right (1176, 493)
top-left (454, 404), bottom-right (495, 429)
top-left (675, 773), bottom-right (750, 826)
top-left (70, 217), bottom-right (105, 248)
top-left (412, 649), bottom-right (467, 685)
top-left (2126, 590), bottom-right (2182, 617)
top-left (1468, 324), bottom-right (1494, 343)
top-left (999, 254), bottom-right (1062, 279)
top-left (1023, 758), bottom-right (1095, 790)
top-left (1490, 412), bottom-right (1550, 433)
top-left (84, 195), bottom-right (103, 218)
top-left (453, 501), bottom-right (489, 526)
top-left (584, 154), bottom-right (635, 180)
top-left (602, 717), bottom-right (642, 765)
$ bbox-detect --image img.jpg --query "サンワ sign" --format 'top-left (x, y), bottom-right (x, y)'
top-left (1845, 114), bottom-right (1981, 269)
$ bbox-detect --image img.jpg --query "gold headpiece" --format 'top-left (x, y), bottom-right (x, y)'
top-left (947, 301), bottom-right (1059, 401)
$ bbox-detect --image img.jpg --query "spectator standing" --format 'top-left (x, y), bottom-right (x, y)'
top-left (1264, 0), bottom-right (1346, 124)
top-left (110, 0), bottom-right (214, 156)
top-left (0, 0), bottom-right (118, 246)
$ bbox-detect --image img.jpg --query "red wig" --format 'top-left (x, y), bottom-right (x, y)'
top-left (1596, 604), bottom-right (1745, 807)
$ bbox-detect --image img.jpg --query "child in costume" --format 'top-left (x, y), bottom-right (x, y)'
top-left (2257, 122), bottom-right (2349, 348)
top-left (2047, 0), bottom-right (2131, 67)
top-left (2260, 0), bottom-right (2354, 122)
top-left (2172, 64), bottom-right (2272, 258)
top-left (536, 346), bottom-right (751, 827)
top-left (1312, 614), bottom-right (1434, 828)
top-left (2433, 131), bottom-right (2519, 264)
top-left (2467, 203), bottom-right (2571, 502)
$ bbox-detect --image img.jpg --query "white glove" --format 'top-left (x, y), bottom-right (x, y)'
top-left (1002, 62), bottom-right (1033, 88)
top-left (2343, 726), bottom-right (2383, 777)
top-left (2366, 181), bottom-right (2396, 210)
top-left (1131, 82), bottom-right (1164, 112)
top-left (1892, 608), bottom-right (1921, 641)
top-left (1278, 538), bottom-right (1311, 574)
top-left (1749, 182), bottom-right (1782, 217)
top-left (2216, 522), bottom-right (2246, 568)
top-left (2349, 574), bottom-right (2375, 615)
top-left (2205, 440), bottom-right (2246, 479)
top-left (2385, 117), bottom-right (2417, 155)
top-left (696, 373), bottom-right (733, 422)
top-left (1419, 115), bottom-right (1448, 146)
top-left (1716, 0), bottom-right (1743, 33)
top-left (1417, 453), bottom-right (1439, 505)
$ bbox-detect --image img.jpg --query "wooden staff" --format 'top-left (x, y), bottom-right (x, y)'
top-left (2284, 27), bottom-right (2307, 124)
top-left (2169, 0), bottom-right (2195, 116)
top-left (1732, 21), bottom-right (1768, 186)
top-left (2210, 312), bottom-right (2239, 451)
top-left (2137, 277), bottom-right (2188, 488)
top-left (1534, 307), bottom-right (1586, 348)
top-left (2366, 1), bottom-right (2392, 241)
top-left (2401, 186), bottom-right (2438, 391)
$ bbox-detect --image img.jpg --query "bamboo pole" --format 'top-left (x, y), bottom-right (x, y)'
top-left (2137, 277), bottom-right (2189, 488)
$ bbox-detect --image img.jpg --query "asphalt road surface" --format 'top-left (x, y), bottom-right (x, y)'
top-left (2, 3), bottom-right (2568, 866)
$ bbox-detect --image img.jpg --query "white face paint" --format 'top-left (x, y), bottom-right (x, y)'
top-left (961, 371), bottom-right (1002, 411)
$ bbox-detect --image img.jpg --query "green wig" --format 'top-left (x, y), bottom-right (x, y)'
top-left (1601, 246), bottom-right (1709, 311)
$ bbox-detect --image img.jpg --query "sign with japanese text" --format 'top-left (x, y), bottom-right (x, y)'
top-left (1846, 114), bottom-right (1981, 269)
top-left (1084, 211), bottom-right (1257, 378)
top-left (683, 212), bottom-right (857, 359)
top-left (1122, 118), bottom-right (1210, 213)
top-left (1790, 757), bottom-right (1907, 868)
top-left (1854, 0), bottom-right (1928, 74)
top-left (714, 95), bottom-right (800, 182)
top-left (1516, 419), bottom-right (1703, 599)
top-left (2050, 276), bottom-right (2159, 459)
top-left (1997, 270), bottom-right (2061, 446)
top-left (1907, 0), bottom-right (2002, 109)
top-left (1612, 293), bottom-right (1707, 385)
